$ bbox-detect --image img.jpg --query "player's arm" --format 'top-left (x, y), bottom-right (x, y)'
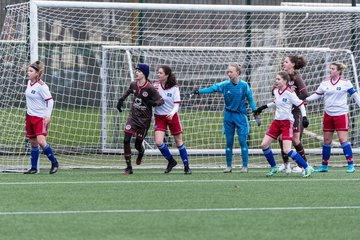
top-left (347, 83), bottom-right (360, 107)
top-left (39, 85), bottom-right (54, 123)
top-left (193, 81), bottom-right (226, 95)
top-left (306, 83), bottom-right (324, 102)
top-left (245, 82), bottom-right (257, 111)
top-left (116, 84), bottom-right (133, 112)
top-left (167, 87), bottom-right (181, 120)
top-left (291, 92), bottom-right (309, 128)
top-left (295, 76), bottom-right (308, 100)
top-left (147, 87), bottom-right (165, 107)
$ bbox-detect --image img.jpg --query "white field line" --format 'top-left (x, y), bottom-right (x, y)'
top-left (0, 178), bottom-right (360, 185)
top-left (1, 206), bottom-right (360, 216)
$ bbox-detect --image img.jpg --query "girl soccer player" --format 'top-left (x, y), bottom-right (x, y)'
top-left (255, 71), bottom-right (314, 177)
top-left (116, 63), bottom-right (164, 174)
top-left (24, 61), bottom-right (59, 174)
top-left (193, 63), bottom-right (257, 173)
top-left (278, 55), bottom-right (309, 174)
top-left (306, 62), bottom-right (360, 173)
top-left (153, 65), bottom-right (191, 174)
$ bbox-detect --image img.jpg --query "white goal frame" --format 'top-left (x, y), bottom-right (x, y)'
top-left (100, 45), bottom-right (360, 155)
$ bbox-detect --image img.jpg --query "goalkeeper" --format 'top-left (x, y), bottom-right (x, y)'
top-left (116, 63), bottom-right (164, 174)
top-left (193, 63), bottom-right (258, 173)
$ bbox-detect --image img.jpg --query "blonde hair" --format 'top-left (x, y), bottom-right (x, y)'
top-left (331, 62), bottom-right (346, 75)
top-left (228, 63), bottom-right (241, 75)
top-left (29, 61), bottom-right (45, 81)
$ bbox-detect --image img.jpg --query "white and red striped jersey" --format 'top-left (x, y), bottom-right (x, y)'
top-left (313, 77), bottom-right (354, 116)
top-left (153, 82), bottom-right (181, 115)
top-left (271, 86), bottom-right (304, 121)
top-left (25, 80), bottom-right (53, 117)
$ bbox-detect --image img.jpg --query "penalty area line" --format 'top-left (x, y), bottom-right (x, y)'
top-left (1, 206), bottom-right (360, 216)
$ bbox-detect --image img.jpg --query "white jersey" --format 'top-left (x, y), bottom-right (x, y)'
top-left (153, 82), bottom-right (181, 115)
top-left (25, 80), bottom-right (53, 117)
top-left (272, 87), bottom-right (304, 121)
top-left (314, 77), bottom-right (353, 116)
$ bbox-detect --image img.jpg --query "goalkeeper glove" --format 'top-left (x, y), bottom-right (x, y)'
top-left (116, 98), bottom-right (124, 112)
top-left (255, 105), bottom-right (268, 115)
top-left (253, 111), bottom-right (261, 126)
top-left (302, 116), bottom-right (309, 128)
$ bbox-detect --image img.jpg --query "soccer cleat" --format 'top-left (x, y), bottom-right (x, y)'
top-left (49, 162), bottom-right (59, 174)
top-left (346, 165), bottom-right (355, 173)
top-left (122, 166), bottom-right (133, 175)
top-left (223, 167), bottom-right (232, 173)
top-left (164, 160), bottom-right (177, 174)
top-left (303, 166), bottom-right (314, 178)
top-left (266, 166), bottom-right (278, 177)
top-left (314, 165), bottom-right (328, 172)
top-left (184, 166), bottom-right (192, 175)
top-left (136, 156), bottom-right (143, 166)
top-left (278, 163), bottom-right (286, 172)
top-left (285, 163), bottom-right (292, 174)
top-left (292, 165), bottom-right (303, 173)
top-left (24, 168), bottom-right (38, 174)
top-left (241, 167), bottom-right (248, 173)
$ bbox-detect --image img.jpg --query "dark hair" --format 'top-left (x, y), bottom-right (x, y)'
top-left (331, 62), bottom-right (346, 75)
top-left (29, 60), bottom-right (45, 80)
top-left (287, 55), bottom-right (307, 70)
top-left (158, 65), bottom-right (177, 89)
top-left (277, 71), bottom-right (291, 85)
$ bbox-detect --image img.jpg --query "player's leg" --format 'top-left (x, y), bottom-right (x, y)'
top-left (316, 113), bottom-right (334, 172)
top-left (338, 130), bottom-right (355, 173)
top-left (174, 134), bottom-right (191, 174)
top-left (235, 113), bottom-right (250, 172)
top-left (123, 132), bottom-right (134, 174)
top-left (278, 135), bottom-right (290, 173)
top-left (261, 135), bottom-right (277, 176)
top-left (37, 134), bottom-right (59, 174)
top-left (154, 115), bottom-right (177, 173)
top-left (223, 111), bottom-right (235, 173)
top-left (283, 139), bottom-right (313, 177)
top-left (24, 115), bottom-right (40, 174)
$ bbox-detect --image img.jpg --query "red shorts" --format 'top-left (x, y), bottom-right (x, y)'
top-left (154, 113), bottom-right (182, 135)
top-left (25, 114), bottom-right (48, 138)
top-left (323, 112), bottom-right (349, 132)
top-left (266, 120), bottom-right (293, 141)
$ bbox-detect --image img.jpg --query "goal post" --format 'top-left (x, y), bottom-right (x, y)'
top-left (2, 1), bottom-right (360, 170)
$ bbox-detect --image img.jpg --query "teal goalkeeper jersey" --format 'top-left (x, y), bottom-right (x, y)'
top-left (199, 80), bottom-right (256, 114)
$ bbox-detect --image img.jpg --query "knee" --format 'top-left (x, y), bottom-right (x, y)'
top-left (154, 138), bottom-right (163, 147)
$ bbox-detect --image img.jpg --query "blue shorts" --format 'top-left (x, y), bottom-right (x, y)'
top-left (223, 111), bottom-right (249, 136)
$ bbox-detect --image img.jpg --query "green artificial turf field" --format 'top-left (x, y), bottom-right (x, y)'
top-left (0, 168), bottom-right (359, 240)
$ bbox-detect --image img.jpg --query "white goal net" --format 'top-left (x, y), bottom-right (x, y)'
top-left (1, 1), bottom-right (360, 170)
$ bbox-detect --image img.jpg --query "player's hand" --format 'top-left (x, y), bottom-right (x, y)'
top-left (255, 105), bottom-right (268, 115)
top-left (166, 113), bottom-right (175, 120)
top-left (253, 111), bottom-right (261, 126)
top-left (44, 117), bottom-right (51, 125)
top-left (193, 89), bottom-right (199, 95)
top-left (116, 98), bottom-right (124, 112)
top-left (302, 116), bottom-right (309, 128)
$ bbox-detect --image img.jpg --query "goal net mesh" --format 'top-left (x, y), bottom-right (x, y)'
top-left (1, 2), bottom-right (360, 170)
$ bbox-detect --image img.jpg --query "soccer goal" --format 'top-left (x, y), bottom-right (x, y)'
top-left (2, 1), bottom-right (360, 171)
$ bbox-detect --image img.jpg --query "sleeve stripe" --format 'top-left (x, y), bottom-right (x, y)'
top-left (315, 92), bottom-right (323, 96)
top-left (45, 97), bottom-right (53, 101)
top-left (296, 101), bottom-right (305, 108)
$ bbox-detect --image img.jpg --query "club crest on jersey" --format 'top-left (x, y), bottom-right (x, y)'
top-left (167, 93), bottom-right (172, 97)
top-left (31, 90), bottom-right (36, 94)
top-left (142, 91), bottom-right (149, 97)
top-left (125, 124), bottom-right (131, 130)
top-left (336, 87), bottom-right (341, 90)
top-left (282, 98), bottom-right (288, 102)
